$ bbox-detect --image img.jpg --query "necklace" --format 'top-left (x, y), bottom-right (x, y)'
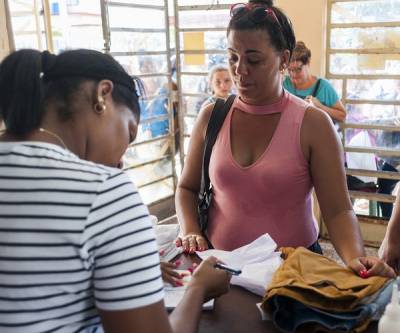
top-left (39, 128), bottom-right (68, 150)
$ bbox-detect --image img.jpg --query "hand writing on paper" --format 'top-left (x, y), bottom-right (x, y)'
top-left (190, 256), bottom-right (231, 302)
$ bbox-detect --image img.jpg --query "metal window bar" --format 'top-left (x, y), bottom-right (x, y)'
top-left (140, 114), bottom-right (170, 125)
top-left (130, 134), bottom-right (170, 147)
top-left (331, 22), bottom-right (400, 28)
top-left (137, 175), bottom-right (173, 189)
top-left (42, 0), bottom-right (53, 53)
top-left (4, 0), bottom-right (15, 52)
top-left (110, 28), bottom-right (166, 33)
top-left (110, 50), bottom-right (169, 56)
top-left (173, 1), bottom-right (236, 165)
top-left (7, 0), bottom-right (46, 51)
top-left (327, 0), bottom-right (400, 219)
top-left (328, 48), bottom-right (400, 54)
top-left (106, 2), bottom-right (165, 11)
top-left (178, 4), bottom-right (232, 11)
top-left (179, 49), bottom-right (226, 54)
top-left (102, 0), bottom-right (177, 202)
top-left (346, 169), bottom-right (400, 181)
top-left (179, 27), bottom-right (227, 32)
top-left (123, 156), bottom-right (171, 171)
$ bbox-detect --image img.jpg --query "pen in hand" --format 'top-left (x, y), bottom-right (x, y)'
top-left (214, 263), bottom-right (241, 275)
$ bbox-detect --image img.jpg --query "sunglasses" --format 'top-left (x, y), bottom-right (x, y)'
top-left (230, 3), bottom-right (281, 29)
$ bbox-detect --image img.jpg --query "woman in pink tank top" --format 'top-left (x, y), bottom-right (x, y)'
top-left (176, 0), bottom-right (394, 278)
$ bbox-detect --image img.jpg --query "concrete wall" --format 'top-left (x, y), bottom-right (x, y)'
top-left (0, 0), bottom-right (10, 61)
top-left (275, 0), bottom-right (327, 76)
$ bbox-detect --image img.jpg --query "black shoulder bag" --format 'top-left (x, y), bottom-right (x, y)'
top-left (293, 78), bottom-right (321, 100)
top-left (198, 95), bottom-right (236, 239)
top-left (311, 79), bottom-right (321, 97)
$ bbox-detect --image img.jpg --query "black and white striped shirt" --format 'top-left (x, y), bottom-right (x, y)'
top-left (0, 142), bottom-right (164, 333)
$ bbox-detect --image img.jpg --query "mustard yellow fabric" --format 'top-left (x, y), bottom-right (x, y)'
top-left (262, 247), bottom-right (389, 312)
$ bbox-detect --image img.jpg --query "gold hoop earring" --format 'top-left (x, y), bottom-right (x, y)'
top-left (94, 97), bottom-right (106, 114)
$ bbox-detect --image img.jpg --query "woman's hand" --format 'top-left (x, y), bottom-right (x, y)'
top-left (160, 261), bottom-right (184, 287)
top-left (348, 256), bottom-right (396, 278)
top-left (379, 234), bottom-right (400, 274)
top-left (175, 233), bottom-right (209, 253)
top-left (189, 256), bottom-right (231, 301)
top-left (305, 95), bottom-right (322, 108)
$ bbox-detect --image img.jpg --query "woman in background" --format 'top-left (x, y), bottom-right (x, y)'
top-left (200, 64), bottom-right (233, 109)
top-left (283, 41), bottom-right (346, 123)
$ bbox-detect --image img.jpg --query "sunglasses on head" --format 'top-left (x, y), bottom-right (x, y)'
top-left (230, 3), bottom-right (281, 29)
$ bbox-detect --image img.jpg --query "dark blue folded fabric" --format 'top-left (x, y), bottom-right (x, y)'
top-left (267, 280), bottom-right (393, 333)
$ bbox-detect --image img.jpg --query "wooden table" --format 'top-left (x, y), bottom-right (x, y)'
top-left (199, 285), bottom-right (378, 333)
top-left (179, 254), bottom-right (378, 333)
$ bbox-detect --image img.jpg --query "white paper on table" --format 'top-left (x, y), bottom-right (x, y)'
top-left (231, 254), bottom-right (282, 296)
top-left (164, 288), bottom-right (215, 310)
top-left (197, 234), bottom-right (282, 296)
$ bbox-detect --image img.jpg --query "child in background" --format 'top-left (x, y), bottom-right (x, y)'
top-left (200, 64), bottom-right (233, 110)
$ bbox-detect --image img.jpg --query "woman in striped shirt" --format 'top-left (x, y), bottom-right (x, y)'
top-left (0, 49), bottom-right (230, 333)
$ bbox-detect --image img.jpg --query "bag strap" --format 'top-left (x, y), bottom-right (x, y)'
top-left (200, 94), bottom-right (236, 195)
top-left (311, 79), bottom-right (321, 98)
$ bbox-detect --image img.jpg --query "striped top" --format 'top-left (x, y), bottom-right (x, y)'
top-left (0, 142), bottom-right (164, 333)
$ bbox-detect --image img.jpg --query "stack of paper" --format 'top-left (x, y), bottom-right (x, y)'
top-left (197, 234), bottom-right (282, 296)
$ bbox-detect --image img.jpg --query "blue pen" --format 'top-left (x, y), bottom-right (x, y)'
top-left (214, 263), bottom-right (242, 275)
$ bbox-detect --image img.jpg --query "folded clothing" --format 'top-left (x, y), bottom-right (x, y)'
top-left (262, 247), bottom-right (391, 333)
top-left (266, 280), bottom-right (393, 333)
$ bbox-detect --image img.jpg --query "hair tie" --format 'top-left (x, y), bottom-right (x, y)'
top-left (40, 51), bottom-right (57, 79)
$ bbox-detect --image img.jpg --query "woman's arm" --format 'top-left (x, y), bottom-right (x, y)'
top-left (99, 257), bottom-right (231, 333)
top-left (306, 96), bottom-right (346, 122)
top-left (302, 107), bottom-right (395, 277)
top-left (302, 107), bottom-right (363, 262)
top-left (379, 189), bottom-right (400, 273)
top-left (175, 103), bottom-right (215, 252)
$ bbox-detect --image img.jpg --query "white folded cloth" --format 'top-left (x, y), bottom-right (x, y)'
top-left (154, 223), bottom-right (183, 262)
top-left (197, 234), bottom-right (282, 296)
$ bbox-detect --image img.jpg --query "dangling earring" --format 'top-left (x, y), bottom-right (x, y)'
top-left (94, 96), bottom-right (106, 114)
top-left (280, 65), bottom-right (286, 75)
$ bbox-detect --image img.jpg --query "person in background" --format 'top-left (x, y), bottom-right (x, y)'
top-left (200, 64), bottom-right (233, 110)
top-left (283, 41), bottom-right (346, 124)
top-left (0, 48), bottom-right (230, 333)
top-left (175, 0), bottom-right (395, 279)
top-left (137, 55), bottom-right (170, 138)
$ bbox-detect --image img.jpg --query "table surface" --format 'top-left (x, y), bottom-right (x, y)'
top-left (198, 285), bottom-right (378, 333)
top-left (179, 254), bottom-right (378, 333)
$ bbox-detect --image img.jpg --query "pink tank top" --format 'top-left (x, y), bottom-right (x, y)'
top-left (207, 91), bottom-right (318, 250)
